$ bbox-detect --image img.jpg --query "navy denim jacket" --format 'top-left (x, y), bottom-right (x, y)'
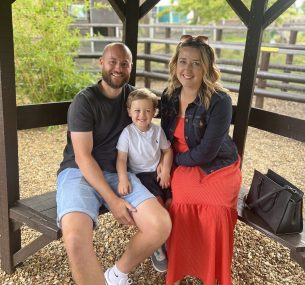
top-left (161, 87), bottom-right (238, 174)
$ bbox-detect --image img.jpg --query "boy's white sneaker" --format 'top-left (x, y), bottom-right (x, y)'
top-left (104, 268), bottom-right (133, 285)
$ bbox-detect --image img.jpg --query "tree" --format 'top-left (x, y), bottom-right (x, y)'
top-left (171, 0), bottom-right (300, 25)
top-left (13, 0), bottom-right (95, 104)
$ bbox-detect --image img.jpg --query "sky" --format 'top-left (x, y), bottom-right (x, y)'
top-left (296, 0), bottom-right (304, 8)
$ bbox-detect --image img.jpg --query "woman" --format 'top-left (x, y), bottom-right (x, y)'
top-left (160, 35), bottom-right (242, 285)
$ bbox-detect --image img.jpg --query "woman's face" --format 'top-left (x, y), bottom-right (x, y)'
top-left (176, 46), bottom-right (203, 90)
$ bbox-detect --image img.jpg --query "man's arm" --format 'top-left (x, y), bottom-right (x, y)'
top-left (71, 131), bottom-right (136, 225)
top-left (116, 150), bottom-right (132, 195)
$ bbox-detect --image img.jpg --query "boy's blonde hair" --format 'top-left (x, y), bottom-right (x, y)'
top-left (127, 88), bottom-right (159, 110)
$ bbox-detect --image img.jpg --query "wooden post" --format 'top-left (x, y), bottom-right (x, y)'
top-left (231, 0), bottom-right (267, 161)
top-left (282, 30), bottom-right (297, 90)
top-left (0, 0), bottom-right (21, 273)
top-left (286, 30), bottom-right (297, 66)
top-left (255, 51), bottom-right (270, 108)
top-left (229, 0), bottom-right (296, 161)
top-left (122, 0), bottom-right (140, 86)
top-left (144, 42), bottom-right (151, 88)
top-left (164, 27), bottom-right (171, 69)
top-left (215, 28), bottom-right (223, 58)
top-left (165, 27), bottom-right (171, 55)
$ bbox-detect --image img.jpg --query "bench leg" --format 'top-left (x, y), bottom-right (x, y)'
top-left (0, 220), bottom-right (21, 274)
top-left (290, 250), bottom-right (305, 270)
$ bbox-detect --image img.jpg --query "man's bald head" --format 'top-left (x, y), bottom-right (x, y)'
top-left (102, 43), bottom-right (132, 62)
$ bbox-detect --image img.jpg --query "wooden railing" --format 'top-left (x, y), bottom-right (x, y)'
top-left (76, 37), bottom-right (305, 106)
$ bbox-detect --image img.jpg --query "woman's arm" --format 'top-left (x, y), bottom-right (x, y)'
top-left (175, 95), bottom-right (232, 166)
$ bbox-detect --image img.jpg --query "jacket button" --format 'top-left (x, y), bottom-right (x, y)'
top-left (185, 136), bottom-right (188, 140)
top-left (185, 118), bottom-right (188, 123)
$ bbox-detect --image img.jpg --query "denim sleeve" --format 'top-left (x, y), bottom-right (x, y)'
top-left (175, 95), bottom-right (232, 166)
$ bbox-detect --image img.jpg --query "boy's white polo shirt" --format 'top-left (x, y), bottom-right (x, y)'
top-left (116, 123), bottom-right (170, 174)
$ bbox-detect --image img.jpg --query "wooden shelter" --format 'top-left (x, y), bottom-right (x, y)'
top-left (1, 0), bottom-right (305, 274)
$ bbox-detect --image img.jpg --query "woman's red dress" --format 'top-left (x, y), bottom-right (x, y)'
top-left (166, 117), bottom-right (242, 285)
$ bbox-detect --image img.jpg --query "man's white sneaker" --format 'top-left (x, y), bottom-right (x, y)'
top-left (104, 268), bottom-right (133, 285)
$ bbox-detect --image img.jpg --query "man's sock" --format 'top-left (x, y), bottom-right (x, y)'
top-left (108, 263), bottom-right (129, 283)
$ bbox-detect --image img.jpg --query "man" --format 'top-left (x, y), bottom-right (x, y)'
top-left (56, 43), bottom-right (171, 285)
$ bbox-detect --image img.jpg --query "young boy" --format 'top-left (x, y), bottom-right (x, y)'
top-left (116, 88), bottom-right (173, 273)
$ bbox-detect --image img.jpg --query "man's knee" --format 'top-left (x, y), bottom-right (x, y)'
top-left (135, 201), bottom-right (172, 241)
top-left (61, 213), bottom-right (94, 256)
top-left (151, 207), bottom-right (172, 240)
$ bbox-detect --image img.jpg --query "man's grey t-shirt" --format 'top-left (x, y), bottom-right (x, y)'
top-left (58, 81), bottom-right (134, 174)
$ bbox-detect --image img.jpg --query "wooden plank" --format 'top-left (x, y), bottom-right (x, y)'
top-left (290, 251), bottom-right (305, 270)
top-left (237, 188), bottom-right (305, 252)
top-left (19, 191), bottom-right (58, 214)
top-left (249, 108), bottom-right (305, 142)
top-left (9, 203), bottom-right (60, 240)
top-left (17, 101), bottom-right (70, 130)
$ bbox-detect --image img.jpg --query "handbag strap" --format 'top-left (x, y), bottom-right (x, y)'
top-left (245, 181), bottom-right (291, 210)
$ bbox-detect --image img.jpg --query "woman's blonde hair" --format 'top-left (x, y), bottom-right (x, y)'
top-left (166, 37), bottom-right (228, 109)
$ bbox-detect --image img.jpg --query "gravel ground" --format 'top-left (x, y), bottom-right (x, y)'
top-left (0, 96), bottom-right (304, 285)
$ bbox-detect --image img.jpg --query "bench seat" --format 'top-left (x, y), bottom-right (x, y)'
top-left (8, 188), bottom-right (305, 269)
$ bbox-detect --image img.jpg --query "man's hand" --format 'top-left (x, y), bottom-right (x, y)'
top-left (107, 197), bottom-right (137, 225)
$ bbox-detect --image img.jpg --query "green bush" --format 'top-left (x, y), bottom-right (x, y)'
top-left (13, 0), bottom-right (96, 104)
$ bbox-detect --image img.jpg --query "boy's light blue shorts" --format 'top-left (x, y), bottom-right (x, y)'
top-left (56, 168), bottom-right (155, 227)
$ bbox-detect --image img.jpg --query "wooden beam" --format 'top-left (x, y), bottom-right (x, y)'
top-left (226, 0), bottom-right (250, 27)
top-left (248, 108), bottom-right (305, 142)
top-left (108, 0), bottom-right (125, 22)
top-left (139, 0), bottom-right (160, 19)
top-left (263, 0), bottom-right (296, 29)
top-left (0, 0), bottom-right (21, 273)
top-left (17, 102), bottom-right (70, 130)
top-left (232, 0), bottom-right (267, 163)
top-left (12, 235), bottom-right (53, 267)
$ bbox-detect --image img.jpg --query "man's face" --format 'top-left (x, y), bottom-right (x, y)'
top-left (100, 45), bottom-right (132, 89)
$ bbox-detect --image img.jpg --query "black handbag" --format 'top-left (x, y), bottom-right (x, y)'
top-left (244, 169), bottom-right (304, 235)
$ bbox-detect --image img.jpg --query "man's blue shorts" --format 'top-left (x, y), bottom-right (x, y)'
top-left (56, 168), bottom-right (155, 227)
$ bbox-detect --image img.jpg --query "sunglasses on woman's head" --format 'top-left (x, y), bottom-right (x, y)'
top-left (180, 34), bottom-right (209, 44)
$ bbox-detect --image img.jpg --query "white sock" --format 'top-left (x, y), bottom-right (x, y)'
top-left (108, 264), bottom-right (128, 283)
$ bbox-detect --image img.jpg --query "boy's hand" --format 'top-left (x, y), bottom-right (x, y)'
top-left (158, 171), bottom-right (171, 189)
top-left (118, 179), bottom-right (132, 196)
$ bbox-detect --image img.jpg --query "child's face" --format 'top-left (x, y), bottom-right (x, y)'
top-left (128, 99), bottom-right (155, 132)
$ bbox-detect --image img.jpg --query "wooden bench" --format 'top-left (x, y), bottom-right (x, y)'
top-left (8, 186), bottom-right (305, 270)
top-left (2, 99), bottom-right (304, 273)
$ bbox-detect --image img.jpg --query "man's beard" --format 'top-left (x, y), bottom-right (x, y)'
top-left (102, 69), bottom-right (130, 89)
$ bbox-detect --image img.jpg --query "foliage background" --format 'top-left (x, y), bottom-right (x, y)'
top-left (13, 0), bottom-right (96, 104)
top-left (169, 0), bottom-right (304, 24)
